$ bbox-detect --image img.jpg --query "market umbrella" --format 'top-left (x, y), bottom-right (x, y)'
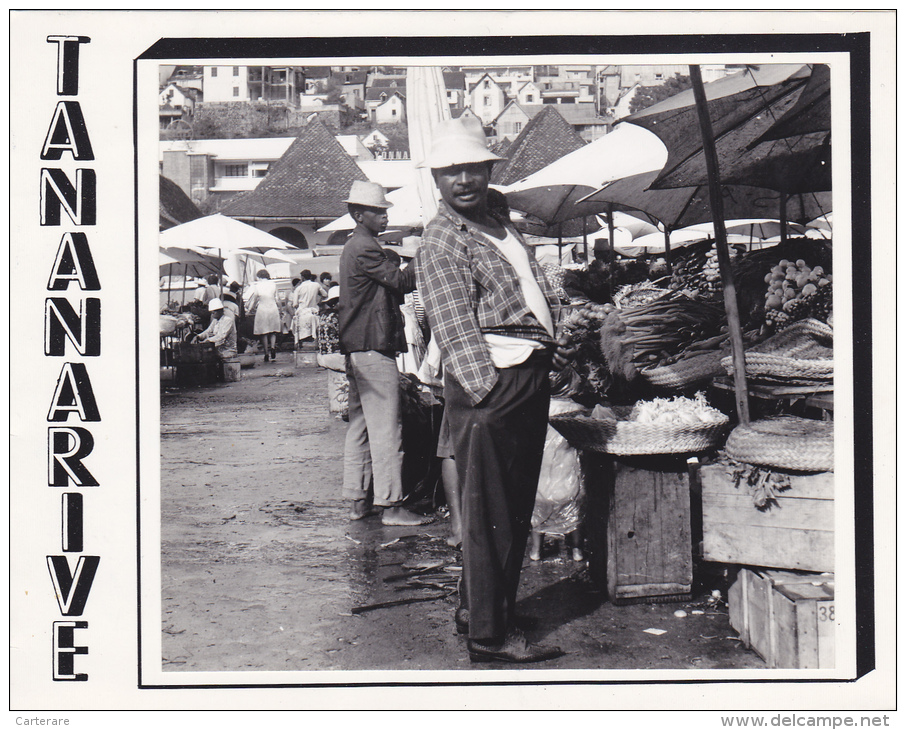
top-left (160, 213), bottom-right (295, 255)
top-left (501, 122), bottom-right (669, 225)
top-left (407, 66), bottom-right (451, 225)
top-left (578, 170), bottom-right (832, 233)
top-left (624, 63), bottom-right (831, 195)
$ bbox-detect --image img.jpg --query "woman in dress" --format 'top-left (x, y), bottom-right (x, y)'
top-left (245, 269), bottom-right (281, 362)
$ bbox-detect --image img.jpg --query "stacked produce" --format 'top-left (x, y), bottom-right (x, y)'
top-left (555, 302), bottom-right (614, 402)
top-left (763, 259), bottom-right (833, 330)
top-left (668, 240), bottom-right (740, 298)
top-left (599, 292), bottom-right (726, 381)
top-left (729, 239), bottom-right (833, 329)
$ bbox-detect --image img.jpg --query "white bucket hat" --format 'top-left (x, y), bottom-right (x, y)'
top-left (417, 116), bottom-right (504, 169)
top-left (344, 180), bottom-right (393, 209)
top-left (326, 285), bottom-right (341, 302)
top-left (207, 297), bottom-right (224, 311)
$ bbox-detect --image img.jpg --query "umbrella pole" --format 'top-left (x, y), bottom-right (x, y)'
top-left (607, 203), bottom-right (615, 301)
top-left (663, 230), bottom-right (672, 270)
top-left (558, 223), bottom-right (563, 266)
top-left (691, 65), bottom-right (751, 425)
top-left (780, 194), bottom-right (788, 244)
top-left (582, 216), bottom-right (588, 262)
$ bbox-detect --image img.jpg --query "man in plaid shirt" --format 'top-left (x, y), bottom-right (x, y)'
top-left (417, 116), bottom-right (573, 664)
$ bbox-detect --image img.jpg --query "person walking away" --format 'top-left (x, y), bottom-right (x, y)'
top-left (245, 269), bottom-right (281, 362)
top-left (292, 270), bottom-right (324, 346)
top-left (338, 180), bottom-right (434, 527)
top-left (416, 116), bottom-right (574, 663)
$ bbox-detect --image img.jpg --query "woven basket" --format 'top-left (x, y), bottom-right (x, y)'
top-left (722, 318), bottom-right (833, 382)
top-left (725, 416), bottom-right (834, 472)
top-left (550, 406), bottom-right (730, 456)
top-left (642, 349), bottom-right (726, 388)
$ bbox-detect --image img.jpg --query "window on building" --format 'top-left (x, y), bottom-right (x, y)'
top-left (210, 67), bottom-right (218, 77)
top-left (514, 122), bottom-right (522, 133)
top-left (252, 167), bottom-right (268, 178)
top-left (483, 79), bottom-right (490, 89)
top-left (525, 94), bottom-right (533, 103)
top-left (232, 87), bottom-right (239, 97)
top-left (233, 66), bottom-right (239, 76)
top-left (484, 95), bottom-right (491, 106)
top-left (223, 164), bottom-right (248, 177)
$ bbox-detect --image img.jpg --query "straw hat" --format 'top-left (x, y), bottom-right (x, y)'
top-left (207, 298), bottom-right (224, 311)
top-left (344, 180), bottom-right (393, 209)
top-left (416, 116), bottom-right (504, 169)
top-left (326, 286), bottom-right (341, 302)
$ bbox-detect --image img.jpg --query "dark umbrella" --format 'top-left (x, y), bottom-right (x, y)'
top-left (624, 64), bottom-right (831, 195)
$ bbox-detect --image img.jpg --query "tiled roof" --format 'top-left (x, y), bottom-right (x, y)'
top-left (490, 137), bottom-right (512, 157)
top-left (443, 71), bottom-right (466, 90)
top-left (491, 105), bottom-right (587, 186)
top-left (366, 87), bottom-right (406, 102)
top-left (160, 175), bottom-right (203, 229)
top-left (518, 103), bottom-right (608, 126)
top-left (221, 118), bottom-right (369, 219)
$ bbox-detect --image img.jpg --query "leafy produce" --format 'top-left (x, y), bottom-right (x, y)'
top-left (613, 281), bottom-right (670, 309)
top-left (599, 292), bottom-right (726, 381)
top-left (730, 461), bottom-right (792, 510)
top-left (668, 240), bottom-right (740, 298)
top-left (763, 258), bottom-right (833, 329)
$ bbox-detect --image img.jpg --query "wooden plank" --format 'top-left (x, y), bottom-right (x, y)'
top-left (703, 522), bottom-right (834, 573)
top-left (701, 465), bottom-right (834, 500)
top-left (702, 493), bottom-right (835, 530)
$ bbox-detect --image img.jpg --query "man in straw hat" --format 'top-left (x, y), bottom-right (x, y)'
top-left (338, 180), bottom-right (434, 527)
top-left (194, 297), bottom-right (237, 362)
top-left (417, 116), bottom-right (574, 663)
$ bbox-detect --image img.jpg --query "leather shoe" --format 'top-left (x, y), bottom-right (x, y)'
top-left (467, 627), bottom-right (563, 664)
top-left (455, 607), bottom-right (537, 635)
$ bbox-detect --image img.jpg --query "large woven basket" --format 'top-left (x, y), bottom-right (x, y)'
top-left (722, 318), bottom-right (833, 382)
top-left (642, 349), bottom-right (727, 389)
top-left (724, 415), bottom-right (834, 472)
top-left (550, 406), bottom-right (730, 456)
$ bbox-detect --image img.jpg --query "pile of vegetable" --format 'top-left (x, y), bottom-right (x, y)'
top-left (629, 391), bottom-right (727, 424)
top-left (613, 281), bottom-right (670, 309)
top-left (590, 391), bottom-right (725, 425)
top-left (668, 240), bottom-right (740, 298)
top-left (598, 292), bottom-right (726, 381)
top-left (763, 258), bottom-right (833, 330)
top-left (554, 302), bottom-right (614, 402)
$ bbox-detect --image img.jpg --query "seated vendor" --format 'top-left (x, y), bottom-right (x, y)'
top-left (195, 298), bottom-right (237, 361)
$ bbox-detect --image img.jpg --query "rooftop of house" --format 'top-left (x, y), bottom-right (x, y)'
top-left (160, 175), bottom-right (203, 230)
top-left (221, 117), bottom-right (370, 219)
top-left (490, 105), bottom-right (587, 186)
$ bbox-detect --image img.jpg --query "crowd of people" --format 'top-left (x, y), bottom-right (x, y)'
top-left (170, 116), bottom-right (589, 665)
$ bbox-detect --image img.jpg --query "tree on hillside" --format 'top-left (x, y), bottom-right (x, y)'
top-left (629, 74), bottom-right (693, 115)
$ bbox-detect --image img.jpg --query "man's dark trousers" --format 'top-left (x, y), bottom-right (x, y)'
top-left (444, 351), bottom-right (551, 641)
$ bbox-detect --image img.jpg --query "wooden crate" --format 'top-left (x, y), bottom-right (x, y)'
top-left (583, 455), bottom-right (693, 602)
top-left (729, 568), bottom-right (835, 668)
top-left (700, 464), bottom-right (834, 573)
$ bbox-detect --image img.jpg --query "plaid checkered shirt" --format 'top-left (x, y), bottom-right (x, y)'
top-left (417, 199), bottom-right (561, 404)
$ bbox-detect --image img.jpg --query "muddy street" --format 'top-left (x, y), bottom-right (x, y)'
top-left (159, 353), bottom-right (766, 674)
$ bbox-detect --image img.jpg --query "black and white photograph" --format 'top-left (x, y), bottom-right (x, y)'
top-left (9, 9), bottom-right (896, 719)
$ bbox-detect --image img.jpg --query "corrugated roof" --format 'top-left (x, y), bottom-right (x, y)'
top-left (221, 118), bottom-right (369, 219)
top-left (160, 175), bottom-right (203, 230)
top-left (491, 105), bottom-right (587, 186)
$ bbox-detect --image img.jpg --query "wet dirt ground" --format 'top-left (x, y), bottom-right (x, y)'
top-left (159, 351), bottom-right (767, 674)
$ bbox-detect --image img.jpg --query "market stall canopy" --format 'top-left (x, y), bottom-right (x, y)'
top-left (624, 229), bottom-right (762, 255)
top-left (159, 245), bottom-right (223, 278)
top-left (624, 64), bottom-right (831, 194)
top-left (501, 123), bottom-right (669, 224)
top-left (578, 170), bottom-right (832, 232)
top-left (160, 214), bottom-right (296, 255)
